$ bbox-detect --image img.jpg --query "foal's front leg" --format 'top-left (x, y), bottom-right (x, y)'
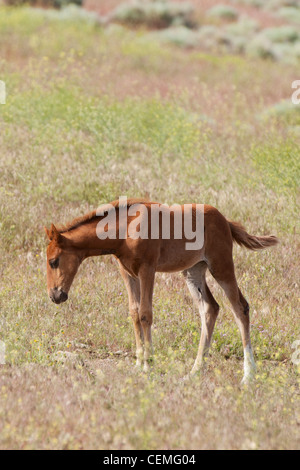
top-left (118, 263), bottom-right (144, 367)
top-left (138, 264), bottom-right (155, 372)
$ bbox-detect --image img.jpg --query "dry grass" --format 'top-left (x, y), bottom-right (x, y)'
top-left (0, 4), bottom-right (299, 450)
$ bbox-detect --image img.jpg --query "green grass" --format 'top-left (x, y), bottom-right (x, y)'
top-left (0, 5), bottom-right (299, 450)
top-left (252, 141), bottom-right (300, 195)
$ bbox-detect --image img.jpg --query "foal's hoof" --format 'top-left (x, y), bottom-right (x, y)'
top-left (181, 369), bottom-right (201, 383)
top-left (180, 374), bottom-right (192, 383)
top-left (240, 374), bottom-right (255, 387)
top-left (189, 368), bottom-right (202, 378)
top-left (143, 361), bottom-right (154, 373)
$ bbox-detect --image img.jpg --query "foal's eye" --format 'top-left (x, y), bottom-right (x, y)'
top-left (49, 258), bottom-right (59, 269)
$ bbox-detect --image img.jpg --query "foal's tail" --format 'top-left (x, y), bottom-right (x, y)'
top-left (228, 220), bottom-right (279, 251)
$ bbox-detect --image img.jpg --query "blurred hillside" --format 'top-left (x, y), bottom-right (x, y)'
top-left (3, 0), bottom-right (300, 64)
top-left (84, 0), bottom-right (300, 64)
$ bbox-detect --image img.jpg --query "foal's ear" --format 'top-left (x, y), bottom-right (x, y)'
top-left (44, 226), bottom-right (51, 240)
top-left (44, 224), bottom-right (62, 243)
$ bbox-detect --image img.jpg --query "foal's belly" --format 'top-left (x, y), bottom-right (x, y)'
top-left (156, 239), bottom-right (204, 273)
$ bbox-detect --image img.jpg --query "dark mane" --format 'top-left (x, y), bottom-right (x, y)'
top-left (58, 198), bottom-right (151, 234)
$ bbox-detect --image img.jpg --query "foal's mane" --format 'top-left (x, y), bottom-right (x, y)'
top-left (58, 198), bottom-right (150, 234)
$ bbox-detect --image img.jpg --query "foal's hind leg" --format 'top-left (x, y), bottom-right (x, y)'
top-left (118, 263), bottom-right (144, 367)
top-left (183, 262), bottom-right (220, 376)
top-left (221, 280), bottom-right (256, 384)
top-left (209, 259), bottom-right (256, 384)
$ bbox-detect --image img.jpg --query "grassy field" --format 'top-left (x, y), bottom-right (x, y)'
top-left (0, 3), bottom-right (299, 450)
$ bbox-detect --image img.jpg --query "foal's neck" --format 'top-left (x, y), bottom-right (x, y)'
top-left (63, 218), bottom-right (119, 258)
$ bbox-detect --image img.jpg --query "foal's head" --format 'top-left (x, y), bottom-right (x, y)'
top-left (44, 224), bottom-right (82, 304)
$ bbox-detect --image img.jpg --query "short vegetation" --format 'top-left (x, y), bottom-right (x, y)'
top-left (0, 0), bottom-right (299, 450)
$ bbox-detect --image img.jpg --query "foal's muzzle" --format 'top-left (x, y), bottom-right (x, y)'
top-left (50, 287), bottom-right (68, 304)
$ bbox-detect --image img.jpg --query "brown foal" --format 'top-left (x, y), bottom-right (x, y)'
top-left (45, 199), bottom-right (278, 383)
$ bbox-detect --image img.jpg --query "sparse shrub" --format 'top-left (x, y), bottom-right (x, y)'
top-left (270, 42), bottom-right (295, 63)
top-left (270, 41), bottom-right (300, 64)
top-left (293, 40), bottom-right (300, 58)
top-left (57, 0), bottom-right (82, 6)
top-left (276, 7), bottom-right (300, 24)
top-left (262, 100), bottom-right (300, 126)
top-left (4, 0), bottom-right (82, 6)
top-left (223, 33), bottom-right (247, 53)
top-left (264, 0), bottom-right (300, 10)
top-left (151, 23), bottom-right (249, 54)
top-left (231, 0), bottom-right (264, 6)
top-left (55, 0), bottom-right (82, 6)
top-left (110, 1), bottom-right (195, 29)
top-left (245, 34), bottom-right (275, 59)
top-left (262, 25), bottom-right (299, 43)
top-left (32, 4), bottom-right (102, 25)
top-left (224, 16), bottom-right (260, 37)
top-left (206, 4), bottom-right (240, 21)
top-left (197, 25), bottom-right (228, 50)
top-left (150, 26), bottom-right (200, 47)
top-left (194, 25), bottom-right (244, 54)
top-left (243, 26), bottom-right (300, 63)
